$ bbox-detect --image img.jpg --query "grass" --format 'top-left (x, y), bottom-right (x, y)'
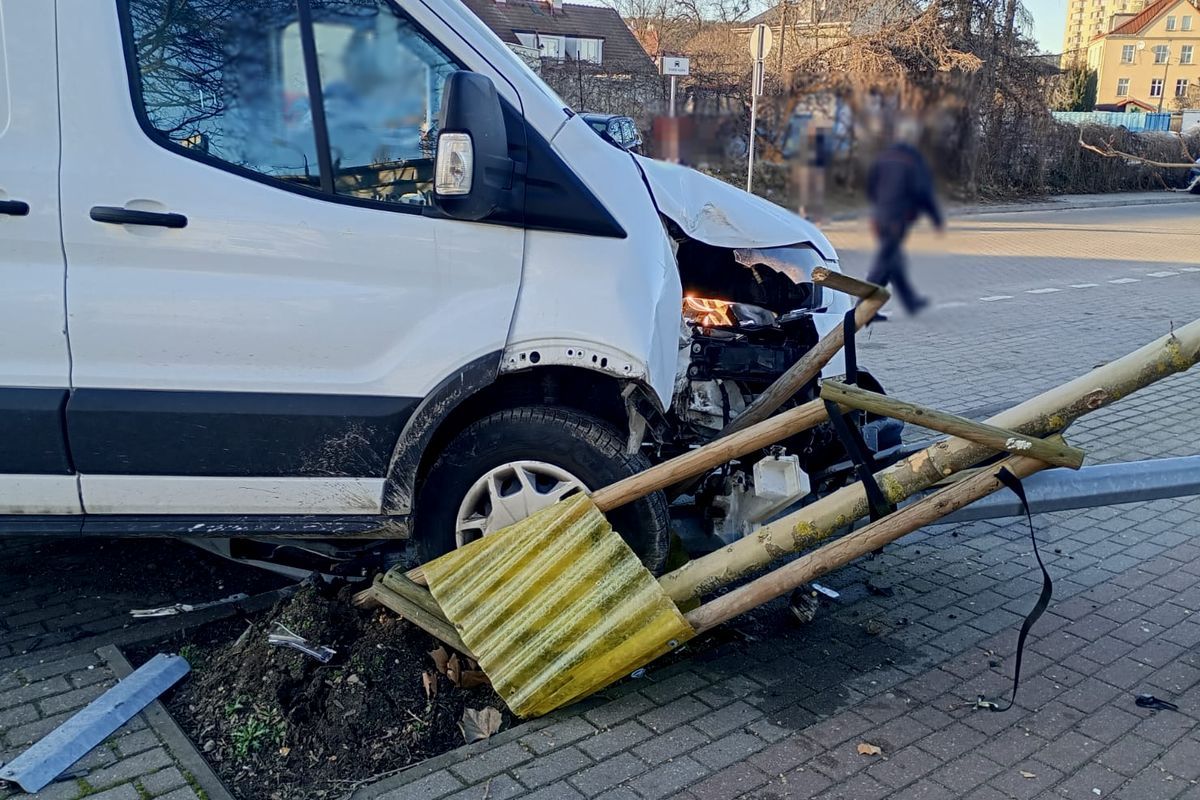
top-left (227, 703), bottom-right (286, 760)
top-left (177, 644), bottom-right (203, 667)
top-left (181, 769), bottom-right (209, 800)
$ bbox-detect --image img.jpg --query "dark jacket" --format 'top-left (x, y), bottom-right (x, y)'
top-left (866, 142), bottom-right (943, 229)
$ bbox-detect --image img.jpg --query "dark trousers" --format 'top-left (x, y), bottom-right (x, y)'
top-left (867, 221), bottom-right (924, 313)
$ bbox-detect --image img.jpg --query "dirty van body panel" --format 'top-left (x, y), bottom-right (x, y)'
top-left (382, 351), bottom-right (501, 516)
top-left (65, 389), bottom-right (419, 477)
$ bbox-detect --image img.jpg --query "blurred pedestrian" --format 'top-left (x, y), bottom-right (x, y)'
top-left (800, 125), bottom-right (830, 224)
top-left (865, 119), bottom-right (943, 314)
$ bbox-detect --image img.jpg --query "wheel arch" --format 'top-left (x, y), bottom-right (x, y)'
top-left (382, 356), bottom-right (656, 515)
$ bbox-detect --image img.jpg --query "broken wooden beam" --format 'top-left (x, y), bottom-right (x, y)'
top-left (368, 576), bottom-right (475, 659)
top-left (659, 318), bottom-right (1200, 603)
top-left (591, 399), bottom-right (828, 512)
top-left (685, 450), bottom-right (1050, 633)
top-left (820, 381), bottom-right (1086, 469)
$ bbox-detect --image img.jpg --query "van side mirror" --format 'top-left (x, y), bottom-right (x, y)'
top-left (433, 71), bottom-right (513, 221)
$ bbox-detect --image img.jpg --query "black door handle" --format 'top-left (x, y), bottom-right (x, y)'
top-left (90, 206), bottom-right (187, 229)
top-left (0, 199), bottom-right (30, 216)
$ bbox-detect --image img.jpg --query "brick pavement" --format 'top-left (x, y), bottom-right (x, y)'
top-left (2, 202), bottom-right (1199, 800)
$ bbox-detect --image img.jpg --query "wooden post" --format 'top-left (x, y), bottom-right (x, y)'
top-left (685, 451), bottom-right (1048, 633)
top-left (368, 576), bottom-right (475, 658)
top-left (406, 400), bottom-right (832, 589)
top-left (381, 572), bottom-right (453, 623)
top-left (821, 381), bottom-right (1087, 469)
top-left (591, 400), bottom-right (828, 512)
top-left (659, 318), bottom-right (1200, 603)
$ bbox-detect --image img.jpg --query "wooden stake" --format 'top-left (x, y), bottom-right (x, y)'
top-left (591, 400), bottom-right (828, 512)
top-left (351, 586), bottom-right (381, 609)
top-left (685, 452), bottom-right (1048, 633)
top-left (404, 401), bottom-right (832, 588)
top-left (381, 572), bottom-right (453, 624)
top-left (369, 576), bottom-right (475, 658)
top-left (660, 318), bottom-right (1200, 603)
top-left (821, 381), bottom-right (1086, 469)
top-left (811, 267), bottom-right (886, 300)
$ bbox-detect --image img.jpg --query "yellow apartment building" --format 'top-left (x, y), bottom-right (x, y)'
top-left (1086, 0), bottom-right (1200, 110)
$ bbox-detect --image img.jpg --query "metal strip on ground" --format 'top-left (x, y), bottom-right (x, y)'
top-left (0, 653), bottom-right (190, 792)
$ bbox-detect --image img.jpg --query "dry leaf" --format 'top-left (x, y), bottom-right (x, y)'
top-left (447, 653), bottom-right (463, 686)
top-left (430, 646), bottom-right (450, 676)
top-left (421, 671), bottom-right (438, 701)
top-left (856, 742), bottom-right (882, 756)
top-left (278, 746), bottom-right (291, 757)
top-left (1020, 771), bottom-right (1036, 779)
top-left (460, 707), bottom-right (503, 743)
top-left (459, 670), bottom-right (491, 689)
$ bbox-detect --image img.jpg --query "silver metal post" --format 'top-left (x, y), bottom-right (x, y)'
top-left (670, 75), bottom-right (677, 117)
top-left (747, 60), bottom-right (761, 193)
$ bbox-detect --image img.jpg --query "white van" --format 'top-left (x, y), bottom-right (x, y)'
top-left (0, 0), bottom-right (898, 575)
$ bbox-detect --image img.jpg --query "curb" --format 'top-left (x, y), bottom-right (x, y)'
top-left (101, 644), bottom-right (236, 800)
top-left (0, 586), bottom-right (296, 674)
top-left (346, 658), bottom-right (702, 800)
top-left (950, 192), bottom-right (1198, 218)
top-left (825, 191), bottom-right (1197, 224)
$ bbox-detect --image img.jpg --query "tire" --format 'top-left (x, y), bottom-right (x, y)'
top-left (415, 406), bottom-right (671, 574)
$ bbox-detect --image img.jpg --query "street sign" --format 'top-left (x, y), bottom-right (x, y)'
top-left (660, 56), bottom-right (690, 118)
top-left (746, 24), bottom-right (772, 193)
top-left (660, 56), bottom-right (690, 76)
top-left (749, 23), bottom-right (773, 60)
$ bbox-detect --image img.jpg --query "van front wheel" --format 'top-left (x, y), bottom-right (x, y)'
top-left (415, 406), bottom-right (670, 574)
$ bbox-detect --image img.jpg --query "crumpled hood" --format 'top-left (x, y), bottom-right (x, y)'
top-left (635, 156), bottom-right (837, 262)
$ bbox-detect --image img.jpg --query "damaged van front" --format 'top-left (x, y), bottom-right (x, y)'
top-left (439, 9), bottom-right (901, 559)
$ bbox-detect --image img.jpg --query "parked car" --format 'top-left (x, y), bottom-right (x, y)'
top-left (1189, 157), bottom-right (1200, 194)
top-left (0, 1), bottom-right (899, 577)
top-left (581, 113), bottom-right (644, 153)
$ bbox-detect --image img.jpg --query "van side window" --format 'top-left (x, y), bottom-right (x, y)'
top-left (311, 1), bottom-right (458, 206)
top-left (125, 0), bottom-right (323, 187)
top-left (122, 0), bottom-right (459, 208)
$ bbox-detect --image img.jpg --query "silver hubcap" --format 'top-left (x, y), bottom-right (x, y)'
top-left (454, 460), bottom-right (587, 547)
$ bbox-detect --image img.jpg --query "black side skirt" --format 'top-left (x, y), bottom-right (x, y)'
top-left (66, 389), bottom-right (419, 477)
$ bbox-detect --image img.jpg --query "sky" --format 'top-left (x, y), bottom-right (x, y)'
top-left (1026, 0), bottom-right (1069, 53)
top-left (581, 0), bottom-right (1071, 55)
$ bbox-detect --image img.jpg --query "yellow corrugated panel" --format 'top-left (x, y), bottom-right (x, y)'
top-left (422, 494), bottom-right (696, 718)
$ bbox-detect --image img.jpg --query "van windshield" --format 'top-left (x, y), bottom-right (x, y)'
top-left (430, 0), bottom-right (570, 110)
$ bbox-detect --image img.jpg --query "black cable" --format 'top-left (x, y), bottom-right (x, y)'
top-left (976, 467), bottom-right (1054, 713)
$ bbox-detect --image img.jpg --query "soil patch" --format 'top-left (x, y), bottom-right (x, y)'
top-left (157, 580), bottom-right (512, 800)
